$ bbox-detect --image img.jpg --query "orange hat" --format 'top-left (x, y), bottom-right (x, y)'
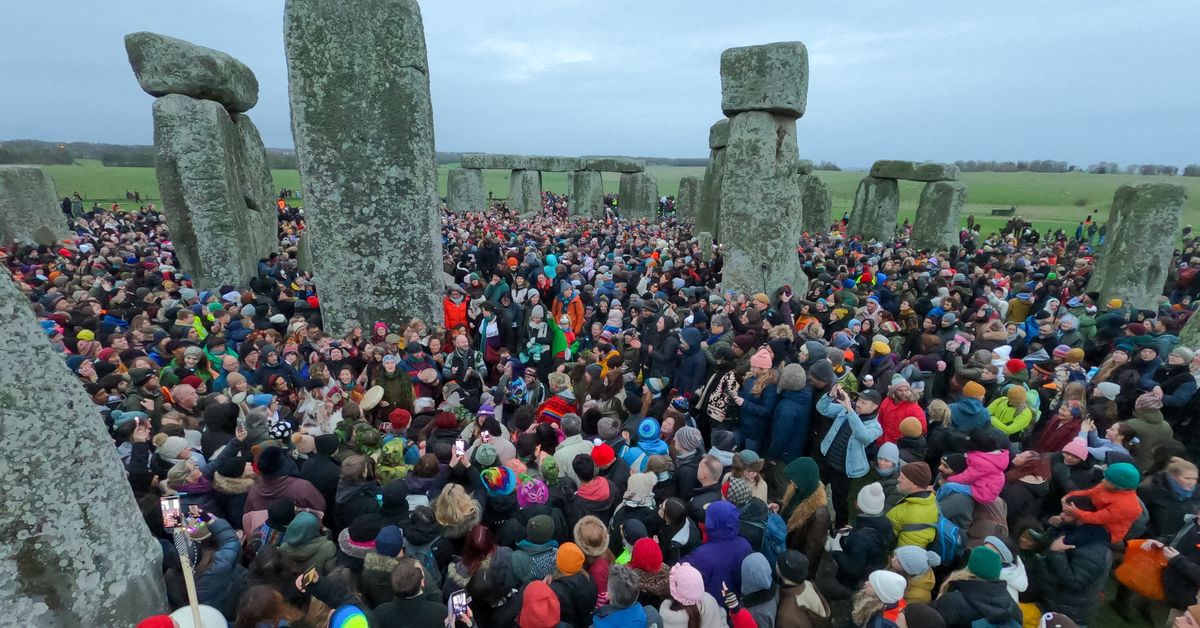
top-left (899, 416), bottom-right (924, 438)
top-left (556, 542), bottom-right (585, 575)
top-left (963, 381), bottom-right (986, 400)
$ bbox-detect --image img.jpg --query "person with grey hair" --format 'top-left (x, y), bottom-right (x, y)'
top-left (591, 564), bottom-right (653, 627)
top-left (553, 413), bottom-right (594, 483)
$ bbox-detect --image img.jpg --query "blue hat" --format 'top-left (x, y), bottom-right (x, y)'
top-left (638, 418), bottom-right (661, 441)
top-left (110, 410), bottom-right (147, 427)
top-left (248, 393), bottom-right (275, 408)
top-left (375, 525), bottom-right (405, 557)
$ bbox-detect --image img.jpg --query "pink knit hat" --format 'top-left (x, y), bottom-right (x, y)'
top-left (1061, 437), bottom-right (1088, 461)
top-left (517, 478), bottom-right (549, 508)
top-left (749, 346), bottom-right (773, 370)
top-left (669, 562), bottom-right (705, 605)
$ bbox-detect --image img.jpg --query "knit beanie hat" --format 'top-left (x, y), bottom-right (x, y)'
top-left (856, 482), bottom-right (886, 516)
top-left (1061, 437), bottom-right (1088, 460)
top-left (899, 416), bottom-right (924, 437)
top-left (871, 340), bottom-right (891, 356)
top-left (749, 346), bottom-right (773, 369)
top-left (472, 444), bottom-right (498, 468)
top-left (156, 436), bottom-right (188, 461)
top-left (807, 359), bottom-right (835, 385)
top-left (726, 477), bottom-right (753, 506)
top-left (869, 570), bottom-right (908, 604)
top-left (674, 426), bottom-right (703, 452)
top-left (1095, 381), bottom-right (1120, 401)
top-left (291, 432), bottom-right (316, 455)
top-left (624, 472), bottom-right (657, 504)
top-left (962, 381), bottom-right (986, 400)
top-left (518, 580), bottom-right (561, 628)
top-left (776, 550), bottom-right (809, 584)
top-left (669, 563), bottom-right (705, 605)
top-left (556, 542), bottom-right (585, 576)
top-left (943, 453), bottom-right (968, 475)
top-left (900, 461), bottom-right (932, 487)
top-left (894, 545), bottom-right (941, 575)
top-left (1004, 358), bottom-right (1026, 375)
top-left (517, 478), bottom-right (549, 507)
top-left (597, 417), bottom-right (621, 440)
top-left (1039, 612), bottom-right (1079, 628)
top-left (1105, 461), bottom-right (1141, 490)
top-left (374, 525), bottom-right (405, 557)
top-left (630, 537), bottom-right (663, 571)
top-left (480, 466), bottom-right (517, 496)
top-left (526, 514), bottom-right (554, 545)
top-left (591, 443), bottom-right (616, 468)
top-left (905, 604), bottom-right (948, 628)
top-left (968, 546), bottom-right (1003, 580)
top-left (646, 377), bottom-right (667, 396)
top-left (983, 535), bottom-right (1015, 564)
top-left (1006, 386), bottom-right (1027, 405)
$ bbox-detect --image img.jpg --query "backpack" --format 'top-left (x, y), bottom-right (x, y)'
top-left (526, 548), bottom-right (558, 581)
top-left (745, 511), bottom-right (788, 568)
top-left (902, 514), bottom-right (964, 565)
top-left (404, 539), bottom-right (442, 587)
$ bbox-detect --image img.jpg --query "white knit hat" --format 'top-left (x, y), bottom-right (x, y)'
top-left (857, 482), bottom-right (886, 516)
top-left (869, 570), bottom-right (908, 605)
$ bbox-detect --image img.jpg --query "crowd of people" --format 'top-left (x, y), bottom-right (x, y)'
top-left (9, 190), bottom-right (1200, 628)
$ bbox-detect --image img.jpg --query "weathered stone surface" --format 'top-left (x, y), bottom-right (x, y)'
top-left (846, 176), bottom-right (900, 241)
top-left (720, 42), bottom-right (809, 118)
top-left (676, 176), bottom-right (703, 217)
top-left (508, 169), bottom-right (542, 215)
top-left (708, 119), bottom-right (730, 149)
top-left (798, 173), bottom-right (831, 235)
top-left (525, 156), bottom-right (583, 172)
top-left (910, 180), bottom-right (968, 250)
top-left (1181, 308), bottom-right (1200, 350)
top-left (718, 111), bottom-right (807, 296)
top-left (796, 159), bottom-right (814, 175)
top-left (125, 31), bottom-right (259, 112)
top-left (698, 231), bottom-right (714, 262)
top-left (869, 160), bottom-right (960, 182)
top-left (285, 0), bottom-right (442, 334)
top-left (296, 231), bottom-right (313, 273)
top-left (619, 172), bottom-right (659, 219)
top-left (583, 157), bottom-right (645, 173)
top-left (697, 147), bottom-right (726, 238)
top-left (447, 168), bottom-right (485, 213)
top-left (568, 170), bottom-right (604, 217)
top-left (152, 95), bottom-right (276, 289)
top-left (0, 272), bottom-right (167, 625)
top-left (0, 165), bottom-right (69, 246)
top-left (460, 153), bottom-right (530, 170)
top-left (1091, 184), bottom-right (1186, 310)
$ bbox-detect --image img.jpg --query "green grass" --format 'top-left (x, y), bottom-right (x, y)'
top-left (42, 160), bottom-right (1200, 234)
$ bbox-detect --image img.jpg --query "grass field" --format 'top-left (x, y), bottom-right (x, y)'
top-left (44, 160), bottom-right (1200, 235)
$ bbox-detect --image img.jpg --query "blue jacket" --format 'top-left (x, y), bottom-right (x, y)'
top-left (739, 377), bottom-right (778, 445)
top-left (949, 397), bottom-right (991, 432)
top-left (193, 517), bottom-right (247, 618)
top-left (592, 603), bottom-right (648, 628)
top-left (684, 501), bottom-right (752, 607)
top-left (818, 394), bottom-right (883, 479)
top-left (675, 328), bottom-right (708, 396)
top-left (769, 387), bottom-right (813, 463)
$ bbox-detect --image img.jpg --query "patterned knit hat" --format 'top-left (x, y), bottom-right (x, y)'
top-left (517, 477), bottom-right (549, 507)
top-left (726, 477), bottom-right (753, 506)
top-left (480, 466), bottom-right (517, 496)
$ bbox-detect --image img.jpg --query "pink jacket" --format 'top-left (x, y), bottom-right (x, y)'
top-left (948, 450), bottom-right (1010, 504)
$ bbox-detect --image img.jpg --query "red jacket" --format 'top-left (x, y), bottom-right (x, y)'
top-left (1065, 483), bottom-right (1142, 543)
top-left (876, 397), bottom-right (926, 445)
top-left (443, 296), bottom-right (469, 331)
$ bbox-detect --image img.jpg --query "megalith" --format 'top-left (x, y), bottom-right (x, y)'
top-left (1091, 184), bottom-right (1186, 310)
top-left (509, 169), bottom-right (542, 215)
top-left (569, 170), bottom-right (604, 217)
top-left (0, 165), bottom-right (69, 246)
top-left (447, 168), bottom-right (485, 213)
top-left (0, 272), bottom-right (167, 625)
top-left (151, 94), bottom-right (276, 289)
top-left (125, 31), bottom-right (259, 112)
top-left (296, 231), bottom-right (313, 273)
top-left (1181, 311), bottom-right (1200, 350)
top-left (798, 173), bottom-right (831, 235)
top-left (619, 172), bottom-right (659, 219)
top-left (720, 42), bottom-right (809, 118)
top-left (847, 176), bottom-right (900, 242)
top-left (698, 231), bottom-right (714, 262)
top-left (583, 157), bottom-right (645, 173)
top-left (676, 176), bottom-right (703, 217)
top-left (708, 119), bottom-right (730, 150)
top-left (285, 0), bottom-right (443, 333)
top-left (697, 118), bottom-right (729, 238)
top-left (718, 111), bottom-right (807, 296)
top-left (910, 180), bottom-right (967, 250)
top-left (870, 160), bottom-right (959, 182)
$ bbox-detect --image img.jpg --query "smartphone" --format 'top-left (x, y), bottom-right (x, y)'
top-left (300, 567), bottom-right (319, 589)
top-left (160, 495), bottom-right (182, 530)
top-left (454, 439), bottom-right (466, 457)
top-left (237, 415), bottom-right (246, 430)
top-left (448, 589), bottom-right (470, 617)
top-left (480, 432), bottom-right (491, 445)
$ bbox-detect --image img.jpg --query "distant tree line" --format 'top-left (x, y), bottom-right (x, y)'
top-left (815, 161), bottom-right (841, 171)
top-left (954, 160), bottom-right (1073, 173)
top-left (0, 139), bottom-right (301, 169)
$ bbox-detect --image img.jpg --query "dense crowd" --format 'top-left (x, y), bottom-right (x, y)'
top-left (8, 193), bottom-right (1200, 628)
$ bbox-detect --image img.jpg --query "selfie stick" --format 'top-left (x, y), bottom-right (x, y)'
top-left (172, 529), bottom-right (204, 628)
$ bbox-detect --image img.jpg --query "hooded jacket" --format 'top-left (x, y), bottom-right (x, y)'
top-left (278, 514), bottom-right (338, 575)
top-left (682, 501), bottom-right (753, 607)
top-left (739, 375), bottom-right (779, 448)
top-left (675, 327), bottom-right (708, 396)
top-left (769, 365), bottom-right (814, 463)
top-left (740, 553), bottom-right (779, 628)
top-left (887, 490), bottom-right (938, 548)
top-left (948, 397), bottom-right (991, 432)
top-left (1026, 525), bottom-right (1112, 623)
top-left (334, 480), bottom-right (380, 531)
top-left (245, 474), bottom-right (327, 514)
top-left (1126, 406), bottom-right (1175, 472)
top-left (932, 577), bottom-right (1022, 627)
top-left (832, 514), bottom-right (895, 586)
top-left (946, 450), bottom-right (1010, 504)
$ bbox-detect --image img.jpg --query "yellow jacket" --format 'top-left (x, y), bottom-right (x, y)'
top-left (887, 490), bottom-right (938, 548)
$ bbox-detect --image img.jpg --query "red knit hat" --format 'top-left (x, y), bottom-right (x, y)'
top-left (388, 408), bottom-right (412, 431)
top-left (434, 411), bottom-right (458, 430)
top-left (518, 580), bottom-right (561, 628)
top-left (136, 617), bottom-right (176, 628)
top-left (591, 443), bottom-right (615, 468)
top-left (1004, 359), bottom-right (1026, 375)
top-left (182, 375), bottom-right (204, 389)
top-left (630, 537), bottom-right (663, 571)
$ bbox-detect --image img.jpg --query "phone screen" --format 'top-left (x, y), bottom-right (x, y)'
top-left (480, 432), bottom-right (491, 444)
top-left (449, 590), bottom-right (470, 617)
top-left (300, 567), bottom-right (319, 589)
top-left (160, 496), bottom-right (182, 530)
top-left (454, 439), bottom-right (466, 456)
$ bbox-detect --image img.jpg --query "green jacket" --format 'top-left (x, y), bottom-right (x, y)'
top-left (1126, 408), bottom-right (1174, 472)
top-left (987, 397), bottom-right (1033, 436)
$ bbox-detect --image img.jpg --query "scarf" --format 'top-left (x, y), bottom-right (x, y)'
top-left (1169, 475), bottom-right (1196, 501)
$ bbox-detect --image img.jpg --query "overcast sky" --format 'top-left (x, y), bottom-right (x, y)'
top-left (2, 1), bottom-right (1197, 167)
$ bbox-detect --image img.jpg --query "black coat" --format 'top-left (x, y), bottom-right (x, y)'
top-left (1165, 524), bottom-right (1200, 610)
top-left (686, 483), bottom-right (723, 525)
top-left (675, 453), bottom-right (701, 500)
top-left (300, 454), bottom-right (341, 518)
top-left (932, 578), bottom-right (1022, 628)
top-left (1027, 536), bottom-right (1112, 624)
top-left (550, 573), bottom-right (598, 627)
top-left (373, 593), bottom-right (448, 627)
top-left (496, 503), bottom-right (570, 548)
top-left (333, 481), bottom-right (381, 532)
top-left (566, 479), bottom-right (619, 528)
top-left (833, 514), bottom-right (895, 586)
top-left (999, 478), bottom-right (1049, 531)
top-left (1139, 472), bottom-right (1200, 540)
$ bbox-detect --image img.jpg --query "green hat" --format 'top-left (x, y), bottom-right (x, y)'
top-left (1105, 462), bottom-right (1141, 490)
top-left (967, 546), bottom-right (1002, 581)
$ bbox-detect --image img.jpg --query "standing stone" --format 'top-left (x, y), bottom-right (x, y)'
top-left (568, 170), bottom-right (604, 217)
top-left (797, 173), bottom-right (831, 235)
top-left (708, 119), bottom-right (730, 149)
top-left (676, 176), bottom-right (703, 218)
top-left (296, 231), bottom-right (313, 273)
top-left (619, 172), bottom-right (659, 219)
top-left (125, 31), bottom-right (259, 112)
top-left (508, 170), bottom-right (542, 215)
top-left (720, 42), bottom-right (809, 117)
top-left (1091, 184), bottom-right (1186, 310)
top-left (1181, 309), bottom-right (1200, 350)
top-left (718, 111), bottom-right (806, 296)
top-left (285, 0), bottom-right (442, 333)
top-left (0, 165), bottom-right (69, 246)
top-left (698, 231), bottom-right (714, 262)
top-left (447, 168), bottom-right (485, 213)
top-left (697, 146), bottom-right (727, 238)
top-left (152, 94), bottom-right (276, 289)
top-left (910, 180), bottom-right (968, 250)
top-left (846, 176), bottom-right (900, 242)
top-left (0, 272), bottom-right (167, 625)
top-left (796, 159), bottom-right (814, 175)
